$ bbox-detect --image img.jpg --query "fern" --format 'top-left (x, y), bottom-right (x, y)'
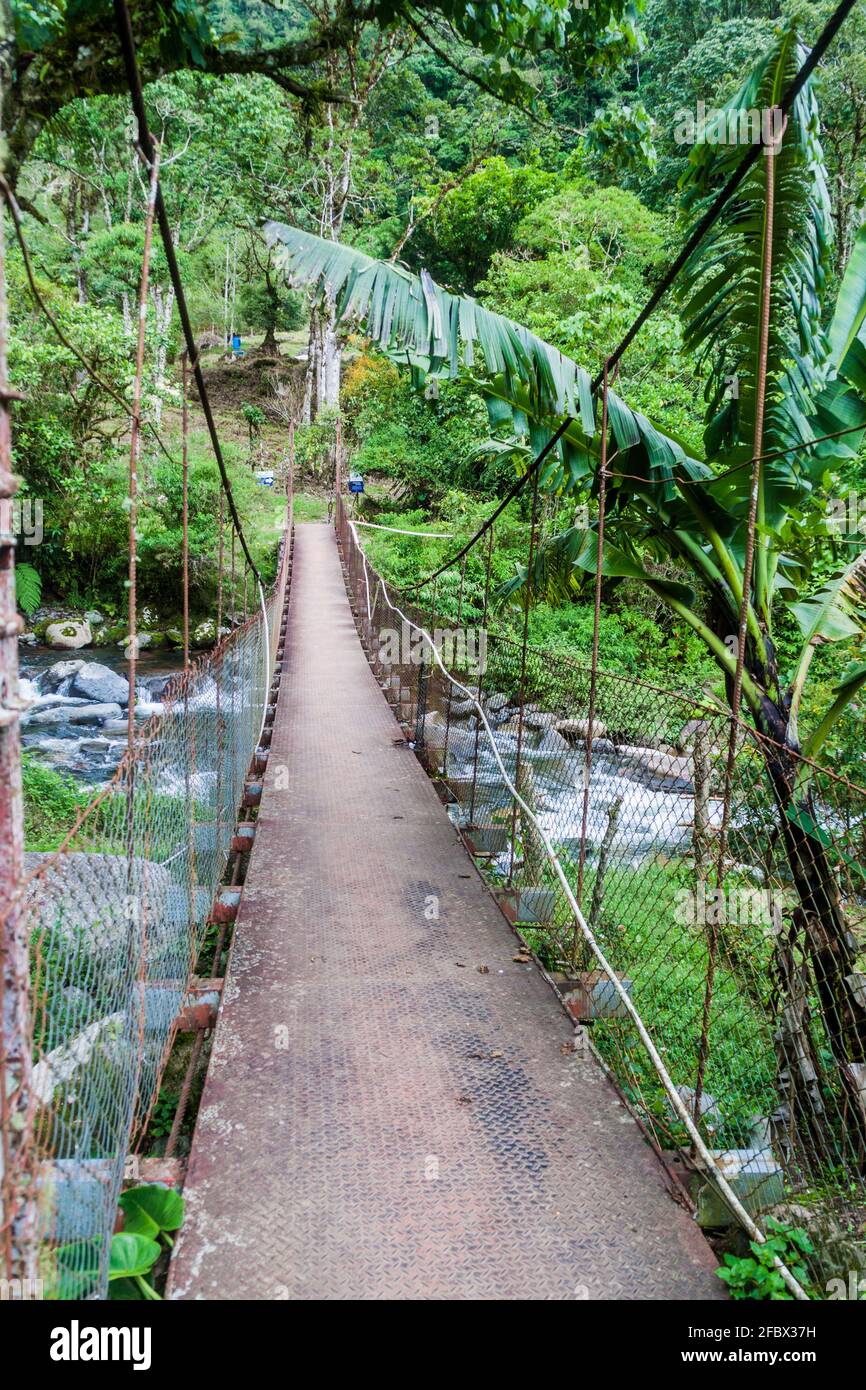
top-left (15, 562), bottom-right (42, 618)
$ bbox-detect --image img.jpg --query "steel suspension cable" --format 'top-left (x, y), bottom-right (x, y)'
top-left (508, 466), bottom-right (540, 887)
top-left (402, 417), bottom-right (572, 595)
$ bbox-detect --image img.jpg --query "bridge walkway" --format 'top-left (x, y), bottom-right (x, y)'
top-left (168, 522), bottom-right (723, 1300)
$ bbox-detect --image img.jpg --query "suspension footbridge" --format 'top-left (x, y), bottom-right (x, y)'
top-left (2, 0), bottom-right (864, 1304)
top-left (167, 521), bottom-right (722, 1301)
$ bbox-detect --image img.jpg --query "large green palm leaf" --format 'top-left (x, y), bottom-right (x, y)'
top-left (264, 220), bottom-right (712, 500)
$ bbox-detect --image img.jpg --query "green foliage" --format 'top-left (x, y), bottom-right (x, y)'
top-left (424, 157), bottom-right (555, 284)
top-left (118, 1183), bottom-right (184, 1240)
top-left (7, 264), bottom-right (135, 492)
top-left (242, 402), bottom-right (266, 453)
top-left (147, 1087), bottom-right (181, 1140)
top-left (22, 754), bottom-right (87, 851)
top-left (586, 99), bottom-right (657, 174)
top-left (341, 353), bottom-right (489, 504)
top-left (678, 31), bottom-right (833, 474)
top-left (239, 276), bottom-right (303, 339)
top-left (52, 1185), bottom-right (184, 1300)
top-left (15, 560), bottom-right (42, 616)
top-left (717, 1219), bottom-right (815, 1300)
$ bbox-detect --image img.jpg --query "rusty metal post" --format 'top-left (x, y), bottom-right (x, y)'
top-left (469, 526), bottom-right (494, 826)
top-left (415, 579), bottom-right (436, 754)
top-left (334, 413), bottom-right (342, 513)
top-left (181, 349), bottom-right (198, 946)
top-left (508, 469), bottom-right (540, 885)
top-left (0, 159), bottom-right (36, 1284)
top-left (125, 139), bottom-right (161, 759)
top-left (441, 555), bottom-right (466, 779)
top-left (575, 359), bottom-right (611, 936)
top-left (182, 350), bottom-right (191, 672)
top-left (214, 490), bottom-right (225, 872)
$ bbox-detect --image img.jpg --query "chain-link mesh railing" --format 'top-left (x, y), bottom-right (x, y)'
top-left (338, 498), bottom-right (866, 1294)
top-left (2, 505), bottom-right (292, 1299)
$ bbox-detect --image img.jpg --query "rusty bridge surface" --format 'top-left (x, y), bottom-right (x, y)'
top-left (168, 523), bottom-right (723, 1301)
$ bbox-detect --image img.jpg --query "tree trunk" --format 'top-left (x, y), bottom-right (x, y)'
top-left (151, 281), bottom-right (175, 429)
top-left (758, 727), bottom-right (866, 1158)
top-left (304, 302), bottom-right (322, 423)
top-left (321, 288), bottom-right (341, 408)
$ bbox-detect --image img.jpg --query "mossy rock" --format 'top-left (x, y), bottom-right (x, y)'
top-left (44, 619), bottom-right (92, 650)
top-left (192, 619), bottom-right (218, 649)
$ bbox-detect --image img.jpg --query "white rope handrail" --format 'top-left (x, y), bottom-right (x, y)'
top-left (352, 520), bottom-right (455, 538)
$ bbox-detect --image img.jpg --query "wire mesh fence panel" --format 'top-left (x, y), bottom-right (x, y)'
top-left (338, 501), bottom-right (866, 1292)
top-left (6, 514), bottom-right (292, 1299)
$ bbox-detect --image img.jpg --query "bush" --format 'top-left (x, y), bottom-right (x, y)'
top-left (22, 755), bottom-right (88, 851)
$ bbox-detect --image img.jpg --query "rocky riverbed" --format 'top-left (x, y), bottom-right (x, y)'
top-left (420, 689), bottom-right (725, 866)
top-left (20, 648), bottom-right (185, 784)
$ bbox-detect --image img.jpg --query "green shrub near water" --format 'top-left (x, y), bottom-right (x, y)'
top-left (22, 755), bottom-right (89, 852)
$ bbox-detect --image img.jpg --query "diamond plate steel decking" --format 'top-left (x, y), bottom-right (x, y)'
top-left (168, 523), bottom-right (724, 1301)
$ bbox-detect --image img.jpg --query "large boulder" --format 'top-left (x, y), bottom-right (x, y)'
top-left (22, 852), bottom-right (180, 973)
top-left (26, 702), bottom-right (122, 727)
top-left (121, 633), bottom-right (164, 659)
top-left (41, 659), bottom-right (85, 694)
top-left (45, 618), bottom-right (92, 650)
top-left (523, 708), bottom-right (559, 731)
top-left (144, 674), bottom-right (174, 700)
top-left (484, 692), bottom-right (509, 714)
top-left (556, 717), bottom-right (609, 742)
top-left (102, 718), bottom-right (131, 737)
top-left (93, 625), bottom-right (127, 650)
top-left (617, 744), bottom-right (692, 787)
top-left (446, 697), bottom-right (478, 720)
top-left (133, 702), bottom-right (164, 721)
top-left (70, 661), bottom-right (130, 706)
top-left (536, 727), bottom-right (571, 755)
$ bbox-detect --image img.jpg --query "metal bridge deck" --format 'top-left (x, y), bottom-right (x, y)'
top-left (169, 523), bottom-right (723, 1301)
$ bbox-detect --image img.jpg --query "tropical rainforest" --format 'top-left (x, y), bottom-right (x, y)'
top-left (3, 0), bottom-right (866, 765)
top-left (5, 0), bottom-right (866, 1305)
